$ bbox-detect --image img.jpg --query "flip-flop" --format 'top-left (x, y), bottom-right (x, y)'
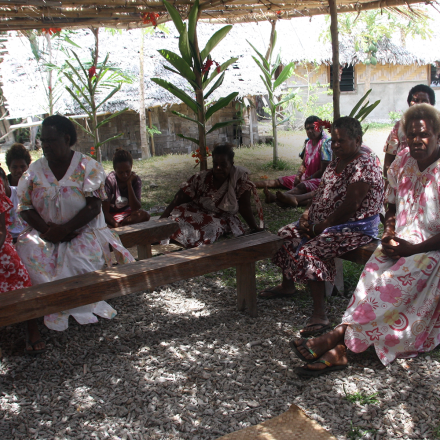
top-left (289, 339), bottom-right (318, 363)
top-left (25, 338), bottom-right (46, 357)
top-left (295, 359), bottom-right (348, 378)
top-left (258, 286), bottom-right (295, 299)
top-left (300, 323), bottom-right (332, 338)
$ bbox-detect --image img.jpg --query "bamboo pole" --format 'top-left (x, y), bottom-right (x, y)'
top-left (148, 110), bottom-right (155, 156)
top-left (328, 0), bottom-right (340, 121)
top-left (139, 28), bottom-right (150, 159)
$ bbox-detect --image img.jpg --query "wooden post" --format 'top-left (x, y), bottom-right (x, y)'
top-left (139, 28), bottom-right (150, 159)
top-left (248, 107), bottom-right (254, 147)
top-left (236, 262), bottom-right (257, 318)
top-left (329, 0), bottom-right (340, 121)
top-left (148, 110), bottom-right (155, 156)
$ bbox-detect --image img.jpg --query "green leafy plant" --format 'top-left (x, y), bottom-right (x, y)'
top-left (347, 422), bottom-right (377, 440)
top-left (248, 31), bottom-right (296, 166)
top-left (389, 110), bottom-right (403, 124)
top-left (151, 0), bottom-right (239, 171)
top-left (63, 50), bottom-right (133, 162)
top-left (146, 124), bottom-right (161, 137)
top-left (343, 384), bottom-right (379, 405)
top-left (348, 89), bottom-right (380, 133)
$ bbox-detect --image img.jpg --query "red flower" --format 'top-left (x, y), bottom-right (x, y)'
top-left (202, 59), bottom-right (214, 74)
top-left (276, 10), bottom-right (282, 15)
top-left (313, 120), bottom-right (332, 134)
top-left (142, 12), bottom-right (159, 26)
top-left (88, 65), bottom-right (96, 79)
top-left (42, 28), bottom-right (61, 35)
top-left (215, 61), bottom-right (221, 74)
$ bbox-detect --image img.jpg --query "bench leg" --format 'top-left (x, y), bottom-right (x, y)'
top-left (236, 262), bottom-right (257, 318)
top-left (137, 244), bottom-right (152, 260)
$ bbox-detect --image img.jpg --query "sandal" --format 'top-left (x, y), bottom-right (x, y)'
top-left (295, 359), bottom-right (348, 378)
top-left (289, 339), bottom-right (318, 362)
top-left (300, 322), bottom-right (332, 338)
top-left (258, 286), bottom-right (296, 299)
top-left (25, 334), bottom-right (46, 357)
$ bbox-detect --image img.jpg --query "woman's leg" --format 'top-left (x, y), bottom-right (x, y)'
top-left (275, 191), bottom-right (315, 207)
top-left (25, 319), bottom-right (45, 354)
top-left (119, 209), bottom-right (151, 226)
top-left (254, 178), bottom-right (283, 189)
top-left (299, 280), bottom-right (330, 335)
top-left (259, 273), bottom-right (296, 297)
top-left (263, 185), bottom-right (277, 204)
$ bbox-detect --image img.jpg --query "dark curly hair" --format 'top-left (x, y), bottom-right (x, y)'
top-left (42, 115), bottom-right (77, 146)
top-left (0, 167), bottom-right (6, 181)
top-left (112, 148), bottom-right (133, 169)
top-left (5, 143), bottom-right (32, 168)
top-left (212, 143), bottom-right (235, 162)
top-left (304, 115), bottom-right (321, 128)
top-left (407, 84), bottom-right (435, 106)
top-left (332, 117), bottom-right (363, 143)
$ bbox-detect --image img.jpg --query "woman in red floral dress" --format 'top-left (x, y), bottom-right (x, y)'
top-left (0, 173), bottom-right (44, 355)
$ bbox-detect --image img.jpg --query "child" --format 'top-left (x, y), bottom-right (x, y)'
top-left (103, 148), bottom-right (150, 228)
top-left (0, 169), bottom-right (45, 355)
top-left (4, 143), bottom-right (31, 240)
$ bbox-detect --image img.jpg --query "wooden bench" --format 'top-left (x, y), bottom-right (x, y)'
top-left (340, 239), bottom-right (380, 265)
top-left (114, 217), bottom-right (179, 260)
top-left (0, 231), bottom-right (283, 327)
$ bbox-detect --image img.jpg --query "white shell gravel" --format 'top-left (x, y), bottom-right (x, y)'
top-left (1, 274), bottom-right (439, 439)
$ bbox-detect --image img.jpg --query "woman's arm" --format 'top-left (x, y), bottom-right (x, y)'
top-left (21, 209), bottom-right (49, 234)
top-left (0, 212), bottom-right (6, 250)
top-left (308, 160), bottom-right (330, 180)
top-left (160, 189), bottom-right (192, 219)
top-left (126, 172), bottom-right (142, 211)
top-left (102, 200), bottom-right (119, 228)
top-left (238, 189), bottom-right (262, 231)
top-left (39, 197), bottom-right (102, 244)
top-left (293, 162), bottom-right (306, 186)
top-left (313, 181), bottom-right (371, 235)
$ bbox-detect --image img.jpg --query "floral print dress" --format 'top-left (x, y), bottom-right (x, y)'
top-left (342, 151), bottom-right (440, 365)
top-left (16, 152), bottom-right (135, 331)
top-left (0, 179), bottom-right (32, 293)
top-left (273, 152), bottom-right (384, 283)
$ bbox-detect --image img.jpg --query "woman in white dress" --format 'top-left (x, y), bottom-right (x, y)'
top-left (291, 104), bottom-right (440, 376)
top-left (16, 115), bottom-right (135, 331)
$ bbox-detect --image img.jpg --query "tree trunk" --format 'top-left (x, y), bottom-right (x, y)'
top-left (193, 19), bottom-right (207, 171)
top-left (45, 33), bottom-right (53, 115)
top-left (328, 0), bottom-right (340, 121)
top-left (272, 110), bottom-right (278, 164)
top-left (139, 28), bottom-right (150, 159)
top-left (365, 63), bottom-right (371, 94)
top-left (90, 27), bottom-right (102, 162)
top-left (265, 20), bottom-right (276, 62)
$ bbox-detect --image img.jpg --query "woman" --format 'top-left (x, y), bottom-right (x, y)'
top-left (0, 169), bottom-right (44, 355)
top-left (292, 104), bottom-right (440, 376)
top-left (16, 115), bottom-right (135, 331)
top-left (256, 116), bottom-right (332, 207)
top-left (383, 84), bottom-right (435, 182)
top-left (261, 118), bottom-right (384, 337)
top-left (103, 148), bottom-right (150, 228)
top-left (160, 143), bottom-right (264, 248)
top-left (5, 143), bottom-right (31, 240)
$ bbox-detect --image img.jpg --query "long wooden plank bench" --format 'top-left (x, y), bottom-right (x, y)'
top-left (0, 231), bottom-right (283, 327)
top-left (340, 239), bottom-right (380, 265)
top-left (114, 216), bottom-right (179, 260)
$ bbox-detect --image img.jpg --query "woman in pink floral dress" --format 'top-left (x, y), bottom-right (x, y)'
top-left (160, 144), bottom-right (264, 248)
top-left (16, 115), bottom-right (135, 332)
top-left (292, 104), bottom-right (440, 376)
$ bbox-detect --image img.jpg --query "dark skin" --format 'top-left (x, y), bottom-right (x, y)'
top-left (264, 127), bottom-right (372, 336)
top-left (8, 159), bottom-right (29, 186)
top-left (102, 161), bottom-right (150, 228)
top-left (294, 117), bottom-right (440, 372)
top-left (263, 125), bottom-right (330, 206)
top-left (160, 153), bottom-right (262, 235)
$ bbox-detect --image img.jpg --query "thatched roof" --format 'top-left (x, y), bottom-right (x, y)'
top-left (0, 0), bottom-right (431, 31)
top-left (1, 17), bottom-right (434, 118)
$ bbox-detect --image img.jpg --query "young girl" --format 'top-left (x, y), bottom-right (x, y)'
top-left (103, 148), bottom-right (150, 228)
top-left (0, 168), bottom-right (44, 355)
top-left (5, 143), bottom-right (31, 239)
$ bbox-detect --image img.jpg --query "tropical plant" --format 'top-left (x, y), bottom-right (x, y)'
top-left (151, 0), bottom-right (239, 171)
top-left (63, 49), bottom-right (133, 162)
top-left (248, 30), bottom-right (296, 167)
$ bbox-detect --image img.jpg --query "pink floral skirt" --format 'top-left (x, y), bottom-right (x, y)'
top-left (278, 175), bottom-right (321, 191)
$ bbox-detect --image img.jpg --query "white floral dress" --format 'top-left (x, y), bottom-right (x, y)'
top-left (342, 151), bottom-right (440, 365)
top-left (16, 151), bottom-right (135, 331)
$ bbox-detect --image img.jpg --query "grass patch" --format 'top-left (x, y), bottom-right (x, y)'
top-left (432, 423), bottom-right (440, 439)
top-left (347, 422), bottom-right (377, 440)
top-left (364, 121), bottom-right (394, 131)
top-left (343, 385), bottom-right (379, 405)
top-left (261, 158), bottom-right (294, 171)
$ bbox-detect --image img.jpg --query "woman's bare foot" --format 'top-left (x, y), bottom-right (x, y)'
top-left (302, 344), bottom-right (348, 371)
top-left (276, 191), bottom-right (298, 207)
top-left (25, 319), bottom-right (46, 355)
top-left (264, 185), bottom-right (277, 204)
top-left (259, 284), bottom-right (296, 298)
top-left (292, 326), bottom-right (346, 361)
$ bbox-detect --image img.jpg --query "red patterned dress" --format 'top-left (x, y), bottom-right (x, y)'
top-left (273, 151), bottom-right (384, 283)
top-left (170, 167), bottom-right (263, 248)
top-left (0, 179), bottom-right (31, 293)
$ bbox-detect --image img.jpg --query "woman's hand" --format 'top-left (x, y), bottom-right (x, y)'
top-left (293, 175), bottom-right (301, 187)
top-left (40, 222), bottom-right (73, 244)
top-left (127, 171), bottom-right (137, 184)
top-left (381, 236), bottom-right (415, 259)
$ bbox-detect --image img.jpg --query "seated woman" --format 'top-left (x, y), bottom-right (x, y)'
top-left (160, 143), bottom-right (264, 248)
top-left (103, 148), bottom-right (150, 228)
top-left (291, 104), bottom-right (440, 376)
top-left (0, 168), bottom-right (44, 355)
top-left (261, 118), bottom-right (384, 337)
top-left (4, 143), bottom-right (31, 240)
top-left (16, 115), bottom-right (135, 332)
top-left (255, 116), bottom-right (332, 207)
